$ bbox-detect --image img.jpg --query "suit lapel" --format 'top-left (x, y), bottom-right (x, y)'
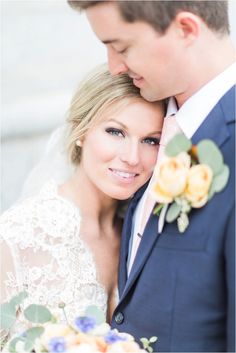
top-left (120, 213), bottom-right (159, 300)
top-left (192, 85), bottom-right (235, 146)
top-left (118, 182), bottom-right (149, 295)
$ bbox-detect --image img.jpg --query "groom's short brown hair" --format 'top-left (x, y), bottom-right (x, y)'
top-left (68, 1), bottom-right (229, 35)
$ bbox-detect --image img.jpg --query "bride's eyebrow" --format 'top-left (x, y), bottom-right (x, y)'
top-left (145, 130), bottom-right (162, 136)
top-left (105, 119), bottom-right (162, 135)
top-left (105, 119), bottom-right (127, 129)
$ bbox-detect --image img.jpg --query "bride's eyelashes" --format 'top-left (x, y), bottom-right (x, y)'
top-left (105, 127), bottom-right (124, 137)
top-left (141, 137), bottom-right (160, 146)
top-left (105, 127), bottom-right (160, 146)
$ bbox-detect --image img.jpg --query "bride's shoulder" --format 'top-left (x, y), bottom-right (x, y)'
top-left (0, 180), bottom-right (56, 218)
top-left (0, 179), bottom-right (81, 242)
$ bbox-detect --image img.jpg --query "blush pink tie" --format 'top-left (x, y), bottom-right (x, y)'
top-left (128, 115), bottom-right (182, 272)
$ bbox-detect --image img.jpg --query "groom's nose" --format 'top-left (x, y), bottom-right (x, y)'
top-left (107, 48), bottom-right (128, 76)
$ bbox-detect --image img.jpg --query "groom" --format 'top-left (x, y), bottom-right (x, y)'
top-left (68, 1), bottom-right (235, 351)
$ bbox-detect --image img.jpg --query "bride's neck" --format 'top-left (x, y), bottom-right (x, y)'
top-left (59, 167), bottom-right (119, 228)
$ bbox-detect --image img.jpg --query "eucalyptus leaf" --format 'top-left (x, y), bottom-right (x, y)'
top-left (166, 202), bottom-right (181, 223)
top-left (165, 133), bottom-right (192, 157)
top-left (208, 165), bottom-right (229, 200)
top-left (9, 336), bottom-right (25, 353)
top-left (23, 327), bottom-right (44, 352)
top-left (212, 164), bottom-right (229, 192)
top-left (85, 305), bottom-right (105, 325)
top-left (10, 290), bottom-right (28, 308)
top-left (149, 336), bottom-right (158, 343)
top-left (0, 303), bottom-right (16, 329)
top-left (24, 304), bottom-right (52, 324)
top-left (153, 204), bottom-right (163, 215)
top-left (197, 140), bottom-right (223, 175)
top-left (140, 337), bottom-right (149, 348)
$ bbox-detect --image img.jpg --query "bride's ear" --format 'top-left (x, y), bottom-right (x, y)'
top-left (76, 139), bottom-right (83, 147)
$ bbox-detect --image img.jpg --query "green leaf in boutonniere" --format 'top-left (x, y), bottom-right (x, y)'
top-left (153, 203), bottom-right (164, 216)
top-left (166, 202), bottom-right (181, 223)
top-left (165, 133), bottom-right (192, 157)
top-left (197, 139), bottom-right (224, 175)
top-left (208, 164), bottom-right (230, 200)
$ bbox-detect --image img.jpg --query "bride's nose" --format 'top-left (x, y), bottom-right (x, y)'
top-left (119, 140), bottom-right (140, 166)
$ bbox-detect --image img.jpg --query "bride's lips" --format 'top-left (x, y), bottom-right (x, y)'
top-left (108, 168), bottom-right (139, 184)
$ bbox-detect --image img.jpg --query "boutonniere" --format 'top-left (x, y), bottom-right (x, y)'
top-left (151, 134), bottom-right (230, 234)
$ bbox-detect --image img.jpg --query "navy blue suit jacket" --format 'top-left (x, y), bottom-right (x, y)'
top-left (111, 86), bottom-right (235, 352)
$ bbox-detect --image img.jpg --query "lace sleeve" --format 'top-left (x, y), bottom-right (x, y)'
top-left (0, 182), bottom-right (108, 327)
top-left (0, 236), bottom-right (19, 303)
top-left (0, 196), bottom-right (77, 307)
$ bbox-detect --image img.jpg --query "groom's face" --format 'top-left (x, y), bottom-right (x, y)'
top-left (87, 3), bottom-right (189, 103)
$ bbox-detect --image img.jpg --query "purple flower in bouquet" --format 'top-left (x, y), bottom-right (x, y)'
top-left (74, 315), bottom-right (96, 333)
top-left (48, 336), bottom-right (66, 352)
top-left (104, 330), bottom-right (127, 344)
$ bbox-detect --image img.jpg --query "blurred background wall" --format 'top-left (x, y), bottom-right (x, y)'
top-left (1, 0), bottom-right (236, 211)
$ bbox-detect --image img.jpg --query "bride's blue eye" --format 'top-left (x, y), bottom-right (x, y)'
top-left (142, 137), bottom-right (160, 146)
top-left (105, 128), bottom-right (124, 137)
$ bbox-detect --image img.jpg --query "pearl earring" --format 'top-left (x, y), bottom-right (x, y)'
top-left (76, 140), bottom-right (82, 147)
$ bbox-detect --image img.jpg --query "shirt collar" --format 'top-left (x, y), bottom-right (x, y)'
top-left (166, 61), bottom-right (236, 138)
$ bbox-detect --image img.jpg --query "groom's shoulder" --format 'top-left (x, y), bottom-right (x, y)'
top-left (219, 84), bottom-right (235, 125)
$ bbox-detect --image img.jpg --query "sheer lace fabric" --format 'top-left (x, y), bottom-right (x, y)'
top-left (0, 180), bottom-right (108, 323)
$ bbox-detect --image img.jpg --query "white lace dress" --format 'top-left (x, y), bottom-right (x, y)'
top-left (0, 180), bottom-right (108, 323)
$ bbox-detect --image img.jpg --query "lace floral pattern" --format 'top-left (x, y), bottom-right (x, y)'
top-left (0, 180), bottom-right (108, 322)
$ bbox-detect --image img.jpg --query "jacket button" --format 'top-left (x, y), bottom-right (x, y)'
top-left (114, 312), bottom-right (124, 324)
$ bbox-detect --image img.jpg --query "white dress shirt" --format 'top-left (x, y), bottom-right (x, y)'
top-left (127, 61), bottom-right (236, 276)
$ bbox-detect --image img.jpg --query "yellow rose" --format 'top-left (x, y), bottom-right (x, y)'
top-left (185, 164), bottom-right (213, 208)
top-left (151, 152), bottom-right (190, 203)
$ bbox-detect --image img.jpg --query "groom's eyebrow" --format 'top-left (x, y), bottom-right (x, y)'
top-left (102, 39), bottom-right (120, 44)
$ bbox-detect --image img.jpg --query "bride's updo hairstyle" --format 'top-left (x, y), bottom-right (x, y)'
top-left (66, 63), bottom-right (141, 165)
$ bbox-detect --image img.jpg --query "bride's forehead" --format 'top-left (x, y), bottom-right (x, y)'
top-left (89, 97), bottom-right (135, 124)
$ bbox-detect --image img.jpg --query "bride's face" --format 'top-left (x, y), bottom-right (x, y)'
top-left (79, 98), bottom-right (164, 200)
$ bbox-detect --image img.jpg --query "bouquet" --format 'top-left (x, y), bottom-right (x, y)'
top-left (0, 291), bottom-right (157, 353)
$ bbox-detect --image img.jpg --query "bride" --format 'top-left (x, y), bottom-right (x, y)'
top-left (0, 64), bottom-right (164, 327)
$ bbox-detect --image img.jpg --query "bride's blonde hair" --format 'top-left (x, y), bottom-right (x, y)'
top-left (66, 63), bottom-right (142, 165)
